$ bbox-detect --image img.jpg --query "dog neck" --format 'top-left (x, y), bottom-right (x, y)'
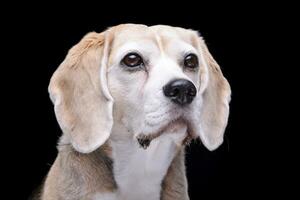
top-left (107, 123), bottom-right (186, 200)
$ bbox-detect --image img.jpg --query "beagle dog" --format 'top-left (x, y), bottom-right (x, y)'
top-left (40, 24), bottom-right (231, 200)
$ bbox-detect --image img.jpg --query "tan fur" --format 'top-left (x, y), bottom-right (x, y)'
top-left (38, 24), bottom-right (231, 200)
top-left (197, 37), bottom-right (231, 148)
top-left (42, 143), bottom-right (116, 200)
top-left (161, 150), bottom-right (189, 200)
top-left (48, 31), bottom-right (114, 154)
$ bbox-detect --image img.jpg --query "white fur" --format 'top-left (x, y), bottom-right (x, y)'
top-left (91, 124), bottom-right (187, 200)
top-left (106, 124), bottom-right (187, 200)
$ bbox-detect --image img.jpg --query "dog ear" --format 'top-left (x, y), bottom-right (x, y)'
top-left (196, 37), bottom-right (231, 151)
top-left (48, 31), bottom-right (114, 153)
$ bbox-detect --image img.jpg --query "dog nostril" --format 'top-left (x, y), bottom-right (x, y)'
top-left (169, 87), bottom-right (180, 97)
top-left (188, 87), bottom-right (196, 97)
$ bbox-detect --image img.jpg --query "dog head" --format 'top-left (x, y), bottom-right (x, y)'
top-left (49, 24), bottom-right (231, 153)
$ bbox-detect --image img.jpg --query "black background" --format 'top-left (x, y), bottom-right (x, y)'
top-left (3, 3), bottom-right (293, 200)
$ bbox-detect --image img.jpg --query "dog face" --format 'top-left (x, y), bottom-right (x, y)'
top-left (108, 25), bottom-right (204, 143)
top-left (49, 24), bottom-right (231, 153)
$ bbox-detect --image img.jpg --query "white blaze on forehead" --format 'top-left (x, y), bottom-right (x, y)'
top-left (149, 56), bottom-right (191, 85)
top-left (147, 34), bottom-right (196, 88)
top-left (149, 26), bottom-right (200, 72)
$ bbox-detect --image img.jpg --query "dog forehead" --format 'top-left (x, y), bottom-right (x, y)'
top-left (110, 24), bottom-right (196, 50)
top-left (150, 25), bottom-right (195, 42)
top-left (111, 24), bottom-right (154, 46)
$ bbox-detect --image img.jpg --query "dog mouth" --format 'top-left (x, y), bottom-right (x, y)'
top-left (136, 117), bottom-right (193, 149)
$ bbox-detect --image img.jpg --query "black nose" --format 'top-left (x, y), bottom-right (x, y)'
top-left (163, 79), bottom-right (197, 105)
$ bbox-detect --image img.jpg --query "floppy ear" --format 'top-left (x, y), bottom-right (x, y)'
top-left (197, 38), bottom-right (231, 151)
top-left (48, 31), bottom-right (114, 153)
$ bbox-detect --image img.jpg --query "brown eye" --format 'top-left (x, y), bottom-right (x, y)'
top-left (122, 53), bottom-right (144, 68)
top-left (184, 54), bottom-right (198, 69)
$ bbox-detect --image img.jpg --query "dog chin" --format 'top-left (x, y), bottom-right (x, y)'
top-left (136, 117), bottom-right (190, 149)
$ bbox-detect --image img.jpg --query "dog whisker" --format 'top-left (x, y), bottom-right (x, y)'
top-left (144, 102), bottom-right (171, 114)
top-left (146, 109), bottom-right (174, 119)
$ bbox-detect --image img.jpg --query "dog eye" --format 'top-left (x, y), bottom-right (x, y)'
top-left (184, 54), bottom-right (198, 69)
top-left (121, 53), bottom-right (144, 68)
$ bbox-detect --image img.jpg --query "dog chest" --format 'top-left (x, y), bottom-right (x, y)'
top-left (109, 137), bottom-right (180, 200)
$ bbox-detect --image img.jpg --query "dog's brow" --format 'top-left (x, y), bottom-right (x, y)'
top-left (153, 33), bottom-right (165, 55)
top-left (114, 41), bottom-right (158, 59)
